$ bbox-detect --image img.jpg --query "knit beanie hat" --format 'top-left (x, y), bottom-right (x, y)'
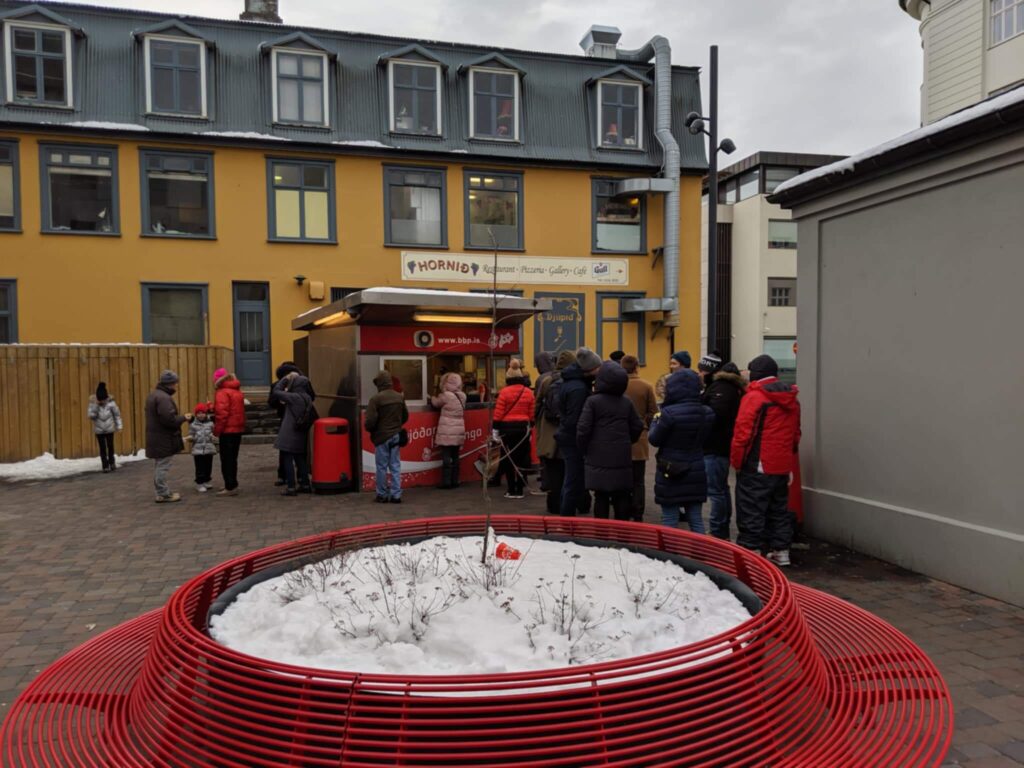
top-left (95, 382), bottom-right (109, 401)
top-left (555, 350), bottom-right (576, 370)
top-left (671, 350), bottom-right (692, 369)
top-left (194, 402), bottom-right (210, 414)
top-left (620, 355), bottom-right (639, 374)
top-left (505, 359), bottom-right (525, 381)
top-left (698, 352), bottom-right (723, 374)
top-left (576, 346), bottom-right (602, 373)
top-left (212, 367), bottom-right (228, 384)
top-left (748, 354), bottom-right (779, 381)
top-left (609, 350), bottom-right (625, 363)
top-left (159, 369), bottom-right (179, 386)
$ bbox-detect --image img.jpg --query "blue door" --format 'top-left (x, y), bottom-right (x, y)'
top-left (233, 282), bottom-right (271, 386)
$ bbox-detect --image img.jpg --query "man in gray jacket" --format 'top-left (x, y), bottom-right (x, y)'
top-left (145, 369), bottom-right (188, 503)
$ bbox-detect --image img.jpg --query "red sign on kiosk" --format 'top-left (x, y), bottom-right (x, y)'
top-left (360, 325), bottom-right (520, 354)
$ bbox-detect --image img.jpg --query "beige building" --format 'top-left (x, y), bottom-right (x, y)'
top-left (700, 152), bottom-right (842, 379)
top-left (901, 0), bottom-right (1024, 123)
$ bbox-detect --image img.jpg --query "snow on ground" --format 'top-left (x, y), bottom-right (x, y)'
top-left (210, 535), bottom-right (752, 676)
top-left (0, 451), bottom-right (147, 482)
top-left (775, 84), bottom-right (1024, 195)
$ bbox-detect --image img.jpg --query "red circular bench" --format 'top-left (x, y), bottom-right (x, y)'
top-left (1, 516), bottom-right (952, 767)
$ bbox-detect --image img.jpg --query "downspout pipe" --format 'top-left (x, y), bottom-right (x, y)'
top-left (617, 36), bottom-right (680, 326)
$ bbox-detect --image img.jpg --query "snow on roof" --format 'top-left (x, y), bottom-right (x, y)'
top-left (199, 130), bottom-right (289, 141)
top-left (67, 121), bottom-right (150, 131)
top-left (331, 139), bottom-right (392, 148)
top-left (774, 85), bottom-right (1024, 196)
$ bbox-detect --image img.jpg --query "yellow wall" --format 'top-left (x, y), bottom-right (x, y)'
top-left (1, 131), bottom-right (703, 385)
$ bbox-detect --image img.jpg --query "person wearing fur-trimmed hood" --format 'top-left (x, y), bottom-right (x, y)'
top-left (431, 372), bottom-right (467, 489)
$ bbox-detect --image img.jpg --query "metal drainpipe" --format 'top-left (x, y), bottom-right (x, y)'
top-left (618, 37), bottom-right (680, 327)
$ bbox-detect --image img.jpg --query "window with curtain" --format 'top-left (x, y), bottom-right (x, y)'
top-left (142, 151), bottom-right (212, 236)
top-left (0, 142), bottom-right (17, 230)
top-left (385, 166), bottom-right (445, 246)
top-left (267, 159), bottom-right (334, 242)
top-left (992, 0), bottom-right (1024, 44)
top-left (470, 69), bottom-right (518, 140)
top-left (42, 145), bottom-right (117, 234)
top-left (598, 81), bottom-right (642, 148)
top-left (274, 50), bottom-right (327, 125)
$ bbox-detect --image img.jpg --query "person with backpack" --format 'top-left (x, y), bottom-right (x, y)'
top-left (212, 368), bottom-right (246, 497)
top-left (730, 354), bottom-right (801, 566)
top-left (535, 350), bottom-right (575, 514)
top-left (493, 364), bottom-right (535, 499)
top-left (577, 362), bottom-right (644, 520)
top-left (268, 361), bottom-right (301, 486)
top-left (366, 370), bottom-right (409, 503)
top-left (648, 369), bottom-right (715, 532)
top-left (87, 381), bottom-right (123, 473)
top-left (431, 372), bottom-right (467, 489)
top-left (699, 352), bottom-right (747, 539)
top-left (273, 372), bottom-right (318, 496)
top-left (556, 347), bottom-right (601, 516)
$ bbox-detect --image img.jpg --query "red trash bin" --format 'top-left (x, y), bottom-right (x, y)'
top-left (311, 418), bottom-right (352, 494)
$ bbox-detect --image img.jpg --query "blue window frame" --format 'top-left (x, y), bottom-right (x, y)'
top-left (266, 158), bottom-right (335, 243)
top-left (273, 50), bottom-right (328, 126)
top-left (40, 144), bottom-right (119, 235)
top-left (145, 37), bottom-right (205, 116)
top-left (464, 170), bottom-right (523, 250)
top-left (384, 165), bottom-right (446, 247)
top-left (140, 150), bottom-right (214, 238)
top-left (597, 291), bottom-right (646, 365)
top-left (598, 81), bottom-right (642, 149)
top-left (141, 282), bottom-right (208, 344)
top-left (0, 141), bottom-right (20, 231)
top-left (0, 280), bottom-right (16, 343)
top-left (6, 24), bottom-right (72, 106)
top-left (470, 68), bottom-right (519, 141)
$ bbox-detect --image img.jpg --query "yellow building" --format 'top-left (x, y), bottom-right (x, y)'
top-left (0, 2), bottom-right (707, 388)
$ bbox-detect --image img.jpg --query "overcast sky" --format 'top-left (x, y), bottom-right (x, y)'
top-left (66, 0), bottom-right (923, 160)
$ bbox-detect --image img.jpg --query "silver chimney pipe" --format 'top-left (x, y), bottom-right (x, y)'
top-left (617, 37), bottom-right (681, 326)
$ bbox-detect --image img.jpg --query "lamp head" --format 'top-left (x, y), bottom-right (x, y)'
top-left (684, 111), bottom-right (702, 127)
top-left (719, 138), bottom-right (737, 155)
top-left (293, 274), bottom-right (307, 286)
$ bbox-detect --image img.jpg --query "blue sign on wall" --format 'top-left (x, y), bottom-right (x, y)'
top-left (534, 293), bottom-right (585, 356)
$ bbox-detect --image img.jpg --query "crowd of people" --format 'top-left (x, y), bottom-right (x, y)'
top-left (120, 343), bottom-right (799, 564)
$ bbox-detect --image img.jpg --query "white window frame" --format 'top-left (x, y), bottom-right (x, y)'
top-left (596, 79), bottom-right (643, 150)
top-left (387, 59), bottom-right (442, 136)
top-left (991, 0), bottom-right (1024, 45)
top-left (143, 35), bottom-right (208, 118)
top-left (270, 47), bottom-right (330, 127)
top-left (468, 66), bottom-right (520, 142)
top-left (2, 20), bottom-right (74, 107)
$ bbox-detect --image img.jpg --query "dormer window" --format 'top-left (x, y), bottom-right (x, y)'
top-left (1, 5), bottom-right (81, 107)
top-left (261, 32), bottom-right (334, 128)
top-left (470, 68), bottom-right (519, 140)
top-left (598, 80), bottom-right (642, 148)
top-left (146, 37), bottom-right (206, 116)
top-left (389, 61), bottom-right (441, 135)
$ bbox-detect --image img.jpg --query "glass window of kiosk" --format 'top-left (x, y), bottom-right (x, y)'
top-left (381, 356), bottom-right (426, 405)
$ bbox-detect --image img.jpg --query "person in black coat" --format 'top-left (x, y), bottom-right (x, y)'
top-left (268, 361), bottom-right (302, 486)
top-left (648, 369), bottom-right (715, 532)
top-left (577, 362), bottom-right (644, 520)
top-left (555, 347), bottom-right (601, 517)
top-left (699, 354), bottom-right (747, 540)
top-left (273, 374), bottom-right (318, 496)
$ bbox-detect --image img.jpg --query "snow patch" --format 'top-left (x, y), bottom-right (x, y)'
top-left (331, 139), bottom-right (392, 148)
top-left (775, 85), bottom-right (1024, 195)
top-left (209, 535), bottom-right (752, 676)
top-left (0, 451), bottom-right (148, 482)
top-left (199, 131), bottom-right (289, 141)
top-left (66, 121), bottom-right (150, 132)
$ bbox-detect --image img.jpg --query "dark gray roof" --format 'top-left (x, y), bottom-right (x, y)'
top-left (0, 1), bottom-right (707, 172)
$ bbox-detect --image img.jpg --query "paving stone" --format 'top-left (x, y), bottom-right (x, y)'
top-left (1, 444), bottom-right (1023, 765)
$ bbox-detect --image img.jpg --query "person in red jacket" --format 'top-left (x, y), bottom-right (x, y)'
top-left (212, 367), bottom-right (246, 496)
top-left (730, 355), bottom-right (801, 566)
top-left (492, 363), bottom-right (535, 499)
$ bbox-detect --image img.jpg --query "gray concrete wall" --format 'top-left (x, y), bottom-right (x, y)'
top-left (792, 132), bottom-right (1024, 606)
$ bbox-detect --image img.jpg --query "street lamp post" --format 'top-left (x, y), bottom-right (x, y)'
top-left (686, 45), bottom-right (735, 357)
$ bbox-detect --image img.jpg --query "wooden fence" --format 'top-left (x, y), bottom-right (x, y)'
top-left (0, 345), bottom-right (234, 463)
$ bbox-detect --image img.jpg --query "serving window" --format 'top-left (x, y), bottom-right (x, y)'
top-left (381, 355), bottom-right (426, 405)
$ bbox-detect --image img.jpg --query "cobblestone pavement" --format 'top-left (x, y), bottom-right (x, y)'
top-left (1, 445), bottom-right (1022, 766)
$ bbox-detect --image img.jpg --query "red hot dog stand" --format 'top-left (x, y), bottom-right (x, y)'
top-left (291, 287), bottom-right (551, 492)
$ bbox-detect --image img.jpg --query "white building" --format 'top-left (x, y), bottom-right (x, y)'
top-left (901, 0), bottom-right (1024, 123)
top-left (700, 152), bottom-right (843, 380)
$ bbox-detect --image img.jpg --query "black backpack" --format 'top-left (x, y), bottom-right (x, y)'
top-left (544, 374), bottom-right (563, 424)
